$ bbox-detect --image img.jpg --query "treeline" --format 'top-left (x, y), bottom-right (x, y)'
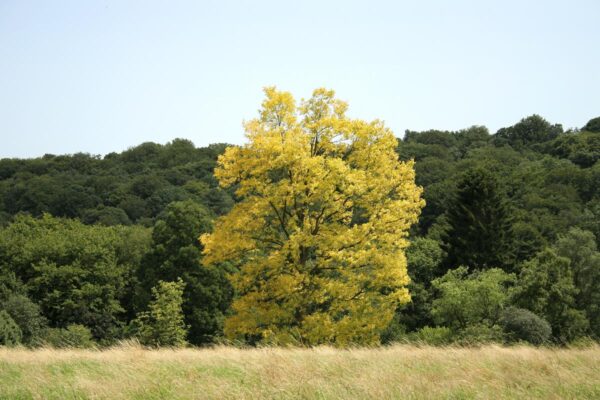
top-left (389, 115), bottom-right (600, 345)
top-left (0, 139), bottom-right (234, 226)
top-left (1, 116), bottom-right (599, 347)
top-left (0, 140), bottom-right (234, 347)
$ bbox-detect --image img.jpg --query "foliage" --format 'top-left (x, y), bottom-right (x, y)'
top-left (138, 200), bottom-right (232, 344)
top-left (0, 310), bottom-right (22, 346)
top-left (511, 221), bottom-right (546, 264)
top-left (1, 93), bottom-right (600, 347)
top-left (512, 248), bottom-right (589, 343)
top-left (82, 206), bottom-right (132, 226)
top-left (406, 238), bottom-right (446, 283)
top-left (546, 131), bottom-right (600, 167)
top-left (380, 314), bottom-right (407, 344)
top-left (494, 114), bottom-right (563, 148)
top-left (392, 238), bottom-right (445, 333)
top-left (0, 139), bottom-right (233, 224)
top-left (455, 323), bottom-right (505, 345)
top-left (499, 307), bottom-right (552, 345)
top-left (431, 267), bottom-right (515, 331)
top-left (133, 279), bottom-right (188, 347)
top-left (1, 293), bottom-right (47, 345)
top-left (567, 336), bottom-right (598, 349)
top-left (201, 87), bottom-right (424, 346)
top-left (406, 326), bottom-right (454, 345)
top-left (582, 116), bottom-right (600, 133)
top-left (42, 324), bottom-right (95, 348)
top-left (0, 214), bottom-right (151, 341)
top-left (552, 228), bottom-right (600, 338)
top-left (442, 167), bottom-right (515, 271)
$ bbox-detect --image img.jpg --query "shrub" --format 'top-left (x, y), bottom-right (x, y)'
top-left (407, 326), bottom-right (454, 345)
top-left (0, 310), bottom-right (22, 346)
top-left (2, 294), bottom-right (47, 345)
top-left (133, 279), bottom-right (188, 347)
top-left (513, 248), bottom-right (589, 343)
top-left (380, 315), bottom-right (407, 344)
top-left (500, 307), bottom-right (552, 345)
top-left (431, 267), bottom-right (515, 330)
top-left (567, 336), bottom-right (598, 349)
top-left (456, 324), bottom-right (505, 345)
top-left (42, 324), bottom-right (95, 348)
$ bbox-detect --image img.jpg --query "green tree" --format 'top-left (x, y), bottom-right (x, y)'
top-left (511, 222), bottom-right (546, 263)
top-left (582, 198), bottom-right (600, 249)
top-left (0, 214), bottom-right (151, 341)
top-left (431, 267), bottom-right (515, 332)
top-left (442, 167), bottom-right (514, 271)
top-left (396, 238), bottom-right (445, 332)
top-left (1, 293), bottom-right (46, 345)
top-left (509, 157), bottom-right (589, 241)
top-left (0, 310), bottom-right (22, 346)
top-left (455, 126), bottom-right (491, 157)
top-left (138, 200), bottom-right (232, 344)
top-left (495, 114), bottom-right (563, 147)
top-left (134, 279), bottom-right (188, 347)
top-left (547, 131), bottom-right (600, 168)
top-left (0, 139), bottom-right (230, 224)
top-left (582, 116), bottom-right (600, 133)
top-left (81, 206), bottom-right (132, 226)
top-left (512, 248), bottom-right (589, 343)
top-left (553, 228), bottom-right (600, 338)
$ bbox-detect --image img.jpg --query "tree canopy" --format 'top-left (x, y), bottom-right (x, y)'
top-left (201, 87), bottom-right (424, 345)
top-left (0, 91), bottom-right (599, 347)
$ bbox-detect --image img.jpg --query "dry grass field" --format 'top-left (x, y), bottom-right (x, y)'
top-left (1, 344), bottom-right (599, 399)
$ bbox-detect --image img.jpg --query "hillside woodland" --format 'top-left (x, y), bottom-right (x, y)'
top-left (1, 115), bottom-right (599, 347)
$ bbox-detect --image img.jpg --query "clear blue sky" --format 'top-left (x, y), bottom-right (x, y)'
top-left (1, 0), bottom-right (599, 158)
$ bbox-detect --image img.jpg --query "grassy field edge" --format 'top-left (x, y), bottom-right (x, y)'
top-left (1, 344), bottom-right (599, 399)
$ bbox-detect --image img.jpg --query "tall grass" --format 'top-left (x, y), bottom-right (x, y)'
top-left (1, 343), bottom-right (599, 399)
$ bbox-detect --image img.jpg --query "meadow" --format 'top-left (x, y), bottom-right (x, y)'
top-left (1, 344), bottom-right (599, 399)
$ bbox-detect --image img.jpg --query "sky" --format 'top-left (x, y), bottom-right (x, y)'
top-left (1, 0), bottom-right (599, 158)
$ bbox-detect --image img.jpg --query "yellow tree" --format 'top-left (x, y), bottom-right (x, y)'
top-left (201, 87), bottom-right (424, 345)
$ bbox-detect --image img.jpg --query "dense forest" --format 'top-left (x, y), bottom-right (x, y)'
top-left (1, 114), bottom-right (599, 347)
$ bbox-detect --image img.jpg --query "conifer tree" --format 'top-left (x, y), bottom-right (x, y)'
top-left (442, 167), bottom-right (514, 271)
